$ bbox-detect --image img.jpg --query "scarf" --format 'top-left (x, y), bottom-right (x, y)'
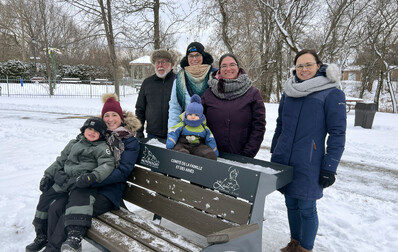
top-left (183, 114), bottom-right (206, 127)
top-left (176, 64), bottom-right (212, 109)
top-left (208, 71), bottom-right (252, 100)
top-left (284, 65), bottom-right (339, 98)
top-left (106, 126), bottom-right (134, 167)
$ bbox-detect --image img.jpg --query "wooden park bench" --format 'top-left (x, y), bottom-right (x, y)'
top-left (91, 79), bottom-right (113, 85)
top-left (60, 78), bottom-right (82, 84)
top-left (85, 142), bottom-right (293, 252)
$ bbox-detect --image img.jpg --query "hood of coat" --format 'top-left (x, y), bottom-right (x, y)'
top-left (121, 110), bottom-right (142, 133)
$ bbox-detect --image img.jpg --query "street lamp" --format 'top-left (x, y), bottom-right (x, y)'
top-left (32, 38), bottom-right (37, 73)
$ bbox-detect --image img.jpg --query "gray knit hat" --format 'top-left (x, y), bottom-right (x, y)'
top-left (150, 49), bottom-right (179, 66)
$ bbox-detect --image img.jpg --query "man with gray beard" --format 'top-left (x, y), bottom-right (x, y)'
top-left (135, 49), bottom-right (179, 140)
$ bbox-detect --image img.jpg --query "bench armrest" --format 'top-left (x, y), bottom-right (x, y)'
top-left (206, 223), bottom-right (259, 244)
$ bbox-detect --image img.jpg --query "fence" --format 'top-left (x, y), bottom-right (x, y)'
top-left (0, 77), bottom-right (138, 98)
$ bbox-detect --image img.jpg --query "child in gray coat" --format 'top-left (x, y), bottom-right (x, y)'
top-left (26, 117), bottom-right (115, 252)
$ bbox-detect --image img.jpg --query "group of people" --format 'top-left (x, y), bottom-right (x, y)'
top-left (137, 42), bottom-right (266, 160)
top-left (26, 42), bottom-right (346, 252)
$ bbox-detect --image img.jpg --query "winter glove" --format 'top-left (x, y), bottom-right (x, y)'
top-left (54, 170), bottom-right (68, 185)
top-left (319, 170), bottom-right (336, 188)
top-left (39, 176), bottom-right (54, 192)
top-left (76, 173), bottom-right (97, 188)
top-left (136, 131), bottom-right (144, 140)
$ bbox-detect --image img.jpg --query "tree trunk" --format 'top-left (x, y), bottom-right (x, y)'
top-left (99, 0), bottom-right (119, 97)
top-left (217, 0), bottom-right (234, 53)
top-left (386, 71), bottom-right (397, 113)
top-left (373, 71), bottom-right (383, 111)
top-left (153, 0), bottom-right (160, 49)
top-left (39, 0), bottom-right (54, 96)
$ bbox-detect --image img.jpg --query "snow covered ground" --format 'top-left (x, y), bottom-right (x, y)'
top-left (0, 94), bottom-right (397, 251)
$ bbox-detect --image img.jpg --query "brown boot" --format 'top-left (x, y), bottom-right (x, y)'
top-left (296, 244), bottom-right (312, 252)
top-left (280, 238), bottom-right (299, 252)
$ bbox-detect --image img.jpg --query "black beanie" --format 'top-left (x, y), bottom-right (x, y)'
top-left (186, 42), bottom-right (205, 57)
top-left (180, 42), bottom-right (214, 68)
top-left (80, 117), bottom-right (107, 137)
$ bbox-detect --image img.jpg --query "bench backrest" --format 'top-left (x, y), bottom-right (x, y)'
top-left (124, 166), bottom-right (252, 236)
top-left (122, 143), bottom-right (293, 237)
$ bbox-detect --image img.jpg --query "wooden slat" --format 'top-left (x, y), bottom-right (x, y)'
top-left (95, 212), bottom-right (189, 252)
top-left (129, 166), bottom-right (252, 225)
top-left (112, 208), bottom-right (203, 252)
top-left (206, 223), bottom-right (259, 244)
top-left (123, 184), bottom-right (235, 236)
top-left (87, 218), bottom-right (154, 252)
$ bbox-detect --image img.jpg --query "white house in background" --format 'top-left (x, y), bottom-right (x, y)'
top-left (342, 65), bottom-right (398, 82)
top-left (342, 65), bottom-right (363, 81)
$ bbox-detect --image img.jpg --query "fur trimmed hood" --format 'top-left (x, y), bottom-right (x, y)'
top-left (324, 64), bottom-right (341, 83)
top-left (122, 110), bottom-right (142, 133)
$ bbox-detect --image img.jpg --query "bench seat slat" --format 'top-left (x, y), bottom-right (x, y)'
top-left (95, 211), bottom-right (193, 252)
top-left (112, 208), bottom-right (204, 251)
top-left (87, 218), bottom-right (154, 252)
top-left (130, 166), bottom-right (252, 225)
top-left (124, 184), bottom-right (236, 236)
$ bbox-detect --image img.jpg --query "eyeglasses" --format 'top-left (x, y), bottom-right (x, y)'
top-left (220, 63), bottom-right (238, 69)
top-left (188, 53), bottom-right (202, 59)
top-left (155, 60), bottom-right (170, 66)
top-left (296, 62), bottom-right (317, 70)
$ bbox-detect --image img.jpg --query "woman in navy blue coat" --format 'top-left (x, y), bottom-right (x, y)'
top-left (271, 49), bottom-right (346, 252)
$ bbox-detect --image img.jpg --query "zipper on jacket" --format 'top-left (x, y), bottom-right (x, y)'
top-left (309, 140), bottom-right (316, 162)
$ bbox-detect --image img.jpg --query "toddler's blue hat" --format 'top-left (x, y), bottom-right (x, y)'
top-left (186, 94), bottom-right (203, 117)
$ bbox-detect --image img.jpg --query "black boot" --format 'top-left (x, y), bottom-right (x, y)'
top-left (60, 225), bottom-right (86, 252)
top-left (26, 234), bottom-right (47, 252)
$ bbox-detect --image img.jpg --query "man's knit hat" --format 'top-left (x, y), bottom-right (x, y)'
top-left (80, 117), bottom-right (107, 137)
top-left (101, 93), bottom-right (124, 120)
top-left (150, 49), bottom-right (179, 66)
top-left (186, 94), bottom-right (203, 117)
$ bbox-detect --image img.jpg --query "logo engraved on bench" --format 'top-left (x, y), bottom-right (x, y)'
top-left (213, 166), bottom-right (240, 195)
top-left (141, 146), bottom-right (160, 168)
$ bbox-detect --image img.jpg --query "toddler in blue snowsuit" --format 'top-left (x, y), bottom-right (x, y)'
top-left (167, 94), bottom-right (218, 160)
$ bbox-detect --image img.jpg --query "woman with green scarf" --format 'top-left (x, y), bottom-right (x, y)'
top-left (167, 42), bottom-right (216, 128)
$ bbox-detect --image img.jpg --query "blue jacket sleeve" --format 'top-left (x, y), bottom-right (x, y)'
top-left (166, 125), bottom-right (182, 149)
top-left (205, 127), bottom-right (219, 156)
top-left (321, 89), bottom-right (347, 173)
top-left (93, 137), bottom-right (140, 187)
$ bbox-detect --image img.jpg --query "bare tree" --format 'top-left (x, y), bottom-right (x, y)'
top-left (263, 0), bottom-right (318, 54)
top-left (63, 0), bottom-right (128, 97)
top-left (216, 0), bottom-right (234, 53)
top-left (365, 0), bottom-right (398, 112)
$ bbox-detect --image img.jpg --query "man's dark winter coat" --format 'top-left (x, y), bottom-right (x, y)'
top-left (135, 71), bottom-right (175, 139)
